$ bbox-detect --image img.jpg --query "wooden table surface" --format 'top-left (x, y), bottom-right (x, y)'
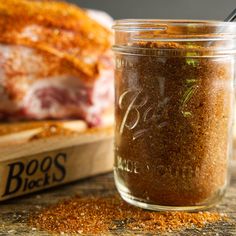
top-left (0, 172), bottom-right (235, 236)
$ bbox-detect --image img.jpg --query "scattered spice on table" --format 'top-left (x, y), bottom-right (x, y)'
top-left (28, 195), bottom-right (227, 234)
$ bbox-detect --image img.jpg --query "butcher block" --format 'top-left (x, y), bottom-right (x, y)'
top-left (0, 120), bottom-right (114, 201)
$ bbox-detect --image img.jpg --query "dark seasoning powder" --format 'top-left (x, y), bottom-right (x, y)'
top-left (114, 41), bottom-right (234, 206)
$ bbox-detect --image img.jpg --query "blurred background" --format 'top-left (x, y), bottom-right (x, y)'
top-left (68, 0), bottom-right (235, 20)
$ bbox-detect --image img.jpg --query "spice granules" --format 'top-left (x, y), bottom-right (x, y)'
top-left (29, 195), bottom-right (227, 234)
top-left (114, 39), bottom-right (234, 207)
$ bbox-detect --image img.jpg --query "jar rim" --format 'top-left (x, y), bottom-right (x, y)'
top-left (113, 19), bottom-right (236, 55)
top-left (113, 19), bottom-right (236, 32)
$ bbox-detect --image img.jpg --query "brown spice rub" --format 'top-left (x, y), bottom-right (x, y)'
top-left (0, 0), bottom-right (112, 82)
top-left (28, 195), bottom-right (227, 234)
top-left (114, 42), bottom-right (234, 206)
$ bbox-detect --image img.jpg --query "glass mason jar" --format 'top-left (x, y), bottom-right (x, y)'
top-left (113, 20), bottom-right (236, 211)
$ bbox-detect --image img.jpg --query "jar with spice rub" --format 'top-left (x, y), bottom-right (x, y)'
top-left (113, 20), bottom-right (236, 211)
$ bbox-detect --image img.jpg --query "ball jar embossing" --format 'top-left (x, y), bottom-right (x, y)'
top-left (113, 20), bottom-right (236, 211)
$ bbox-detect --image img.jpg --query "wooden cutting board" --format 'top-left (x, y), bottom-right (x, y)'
top-left (0, 120), bottom-right (114, 201)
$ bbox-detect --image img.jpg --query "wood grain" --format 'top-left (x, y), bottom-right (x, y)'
top-left (0, 173), bottom-right (235, 235)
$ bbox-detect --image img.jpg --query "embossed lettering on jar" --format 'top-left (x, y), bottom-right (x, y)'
top-left (113, 20), bottom-right (236, 211)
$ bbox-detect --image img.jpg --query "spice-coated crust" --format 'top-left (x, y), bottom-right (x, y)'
top-left (0, 0), bottom-right (112, 82)
top-left (114, 42), bottom-right (233, 206)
